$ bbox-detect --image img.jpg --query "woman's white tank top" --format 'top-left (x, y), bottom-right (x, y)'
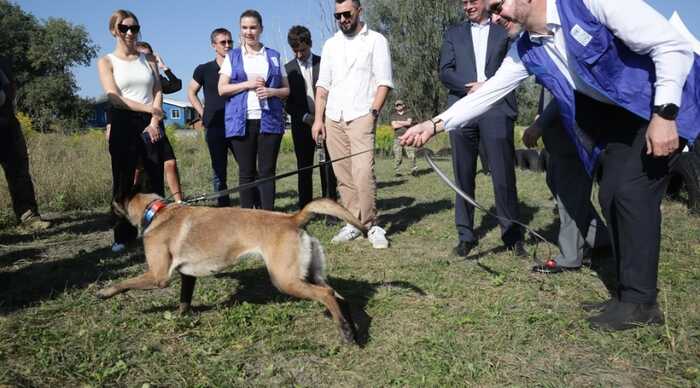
top-left (108, 53), bottom-right (154, 105)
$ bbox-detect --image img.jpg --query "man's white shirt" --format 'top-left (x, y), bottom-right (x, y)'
top-left (438, 0), bottom-right (694, 131)
top-left (316, 23), bottom-right (394, 122)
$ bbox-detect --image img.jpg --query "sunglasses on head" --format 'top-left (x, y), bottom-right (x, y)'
top-left (489, 0), bottom-right (505, 15)
top-left (334, 11), bottom-right (353, 20)
top-left (217, 39), bottom-right (234, 46)
top-left (117, 23), bottom-right (140, 34)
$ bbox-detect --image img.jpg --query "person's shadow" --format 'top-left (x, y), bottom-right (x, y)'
top-left (143, 266), bottom-right (425, 347)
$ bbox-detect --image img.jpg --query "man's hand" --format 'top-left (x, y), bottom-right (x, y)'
top-left (466, 82), bottom-right (484, 95)
top-left (646, 114), bottom-right (679, 157)
top-left (399, 120), bottom-right (435, 147)
top-left (143, 124), bottom-right (161, 143)
top-left (522, 123), bottom-right (543, 148)
top-left (312, 120), bottom-right (326, 143)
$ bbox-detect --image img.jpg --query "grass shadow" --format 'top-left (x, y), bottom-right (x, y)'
top-left (0, 245), bottom-right (144, 314)
top-left (377, 179), bottom-right (407, 189)
top-left (377, 196), bottom-right (415, 212)
top-left (143, 266), bottom-right (425, 347)
top-left (382, 199), bottom-right (453, 235)
top-left (474, 201), bottom-right (539, 242)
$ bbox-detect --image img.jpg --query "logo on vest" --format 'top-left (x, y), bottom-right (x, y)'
top-left (570, 24), bottom-right (592, 47)
top-left (271, 57), bottom-right (279, 67)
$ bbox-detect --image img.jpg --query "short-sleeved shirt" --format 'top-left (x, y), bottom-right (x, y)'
top-left (193, 60), bottom-right (227, 129)
top-left (390, 110), bottom-right (414, 136)
top-left (219, 46), bottom-right (287, 120)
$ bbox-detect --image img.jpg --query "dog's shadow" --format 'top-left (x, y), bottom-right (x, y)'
top-left (143, 266), bottom-right (425, 347)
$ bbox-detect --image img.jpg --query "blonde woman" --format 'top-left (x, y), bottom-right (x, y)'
top-left (97, 9), bottom-right (173, 252)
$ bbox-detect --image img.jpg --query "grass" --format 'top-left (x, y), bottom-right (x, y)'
top-left (0, 130), bottom-right (699, 387)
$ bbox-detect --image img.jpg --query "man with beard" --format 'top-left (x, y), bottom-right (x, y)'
top-left (312, 0), bottom-right (393, 249)
top-left (401, 0), bottom-right (699, 331)
top-left (439, 0), bottom-right (523, 259)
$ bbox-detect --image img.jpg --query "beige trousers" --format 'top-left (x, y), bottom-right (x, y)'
top-left (325, 114), bottom-right (376, 228)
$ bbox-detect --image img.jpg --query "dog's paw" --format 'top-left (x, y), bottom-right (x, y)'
top-left (96, 287), bottom-right (116, 299)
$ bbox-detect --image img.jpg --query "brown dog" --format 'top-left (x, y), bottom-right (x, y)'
top-left (98, 193), bottom-right (367, 344)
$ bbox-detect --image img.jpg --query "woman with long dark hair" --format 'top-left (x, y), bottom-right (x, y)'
top-left (218, 9), bottom-right (289, 210)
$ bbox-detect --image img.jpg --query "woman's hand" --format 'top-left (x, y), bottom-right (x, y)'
top-left (143, 124), bottom-right (161, 143)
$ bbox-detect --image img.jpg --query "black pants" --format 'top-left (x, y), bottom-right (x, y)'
top-left (449, 114), bottom-right (522, 245)
top-left (109, 109), bottom-right (164, 244)
top-left (229, 120), bottom-right (282, 210)
top-left (576, 94), bottom-right (684, 304)
top-left (0, 116), bottom-right (39, 221)
top-left (205, 126), bottom-right (236, 207)
top-left (291, 119), bottom-right (337, 208)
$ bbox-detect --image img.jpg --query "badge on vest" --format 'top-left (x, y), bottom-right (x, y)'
top-left (570, 24), bottom-right (592, 47)
top-left (271, 57), bottom-right (279, 67)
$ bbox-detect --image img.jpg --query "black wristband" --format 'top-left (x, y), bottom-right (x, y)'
top-left (431, 120), bottom-right (437, 136)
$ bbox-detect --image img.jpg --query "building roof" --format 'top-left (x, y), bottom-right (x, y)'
top-left (163, 98), bottom-right (193, 108)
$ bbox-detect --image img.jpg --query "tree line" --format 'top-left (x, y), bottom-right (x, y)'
top-left (0, 0), bottom-right (98, 133)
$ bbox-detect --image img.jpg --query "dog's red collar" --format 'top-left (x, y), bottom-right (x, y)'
top-left (142, 199), bottom-right (167, 230)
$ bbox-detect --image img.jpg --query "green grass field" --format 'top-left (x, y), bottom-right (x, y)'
top-left (0, 131), bottom-right (698, 387)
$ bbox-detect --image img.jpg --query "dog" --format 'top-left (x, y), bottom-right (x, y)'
top-left (98, 193), bottom-right (367, 344)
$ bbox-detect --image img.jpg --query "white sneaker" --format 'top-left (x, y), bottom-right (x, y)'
top-left (331, 224), bottom-right (362, 243)
top-left (368, 225), bottom-right (389, 249)
top-left (111, 243), bottom-right (126, 253)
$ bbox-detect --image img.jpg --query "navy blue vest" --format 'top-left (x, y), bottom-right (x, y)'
top-left (517, 0), bottom-right (700, 174)
top-left (224, 47), bottom-right (285, 137)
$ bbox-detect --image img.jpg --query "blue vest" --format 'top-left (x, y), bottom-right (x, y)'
top-left (517, 0), bottom-right (700, 174)
top-left (224, 47), bottom-right (285, 137)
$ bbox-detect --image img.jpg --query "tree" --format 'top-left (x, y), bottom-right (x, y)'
top-left (364, 0), bottom-right (463, 121)
top-left (0, 1), bottom-right (98, 132)
top-left (363, 0), bottom-right (541, 125)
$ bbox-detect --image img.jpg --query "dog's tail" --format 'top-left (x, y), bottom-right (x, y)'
top-left (292, 198), bottom-right (367, 234)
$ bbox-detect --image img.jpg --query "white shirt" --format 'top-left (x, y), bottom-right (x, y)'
top-left (316, 23), bottom-right (394, 122)
top-left (108, 53), bottom-right (154, 105)
top-left (297, 55), bottom-right (315, 112)
top-left (438, 0), bottom-right (694, 131)
top-left (471, 20), bottom-right (491, 82)
top-left (220, 45), bottom-right (287, 120)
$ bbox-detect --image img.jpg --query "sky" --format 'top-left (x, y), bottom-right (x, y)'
top-left (13, 0), bottom-right (700, 103)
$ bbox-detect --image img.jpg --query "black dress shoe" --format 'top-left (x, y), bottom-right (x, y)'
top-left (532, 260), bottom-right (581, 274)
top-left (588, 300), bottom-right (664, 331)
top-left (581, 297), bottom-right (617, 312)
top-left (452, 241), bottom-right (478, 257)
top-left (505, 241), bottom-right (528, 258)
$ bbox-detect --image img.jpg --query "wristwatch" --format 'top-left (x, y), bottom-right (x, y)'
top-left (653, 103), bottom-right (679, 120)
top-left (370, 108), bottom-right (379, 119)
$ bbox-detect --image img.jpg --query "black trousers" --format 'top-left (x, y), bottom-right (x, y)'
top-left (291, 119), bottom-right (337, 208)
top-left (575, 94), bottom-right (684, 304)
top-left (205, 126), bottom-right (236, 207)
top-left (229, 120), bottom-right (282, 210)
top-left (0, 116), bottom-right (39, 221)
top-left (109, 109), bottom-right (164, 244)
top-left (449, 114), bottom-right (522, 245)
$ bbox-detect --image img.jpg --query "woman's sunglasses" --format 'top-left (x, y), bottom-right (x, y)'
top-left (334, 11), bottom-right (353, 20)
top-left (117, 24), bottom-right (141, 34)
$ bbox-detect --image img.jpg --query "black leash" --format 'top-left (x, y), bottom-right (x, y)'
top-left (180, 147), bottom-right (374, 205)
top-left (419, 148), bottom-right (556, 266)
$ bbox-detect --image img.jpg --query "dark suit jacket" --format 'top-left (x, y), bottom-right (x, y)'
top-left (439, 21), bottom-right (517, 119)
top-left (284, 54), bottom-right (320, 123)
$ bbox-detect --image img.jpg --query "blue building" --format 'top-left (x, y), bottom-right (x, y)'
top-left (88, 95), bottom-right (110, 128)
top-left (163, 98), bottom-right (197, 128)
top-left (88, 96), bottom-right (198, 129)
